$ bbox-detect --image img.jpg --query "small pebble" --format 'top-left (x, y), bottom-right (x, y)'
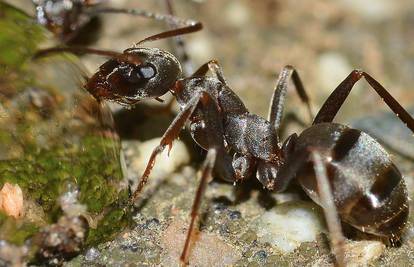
top-left (129, 243), bottom-right (141, 253)
top-left (255, 202), bottom-right (324, 253)
top-left (213, 204), bottom-right (226, 214)
top-left (130, 139), bottom-right (190, 182)
top-left (144, 218), bottom-right (160, 230)
top-left (84, 248), bottom-right (100, 262)
top-left (228, 210), bottom-right (242, 220)
top-left (253, 250), bottom-right (268, 262)
top-left (344, 241), bottom-right (385, 265)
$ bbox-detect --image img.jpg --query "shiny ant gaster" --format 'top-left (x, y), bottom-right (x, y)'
top-left (35, 21), bottom-right (414, 266)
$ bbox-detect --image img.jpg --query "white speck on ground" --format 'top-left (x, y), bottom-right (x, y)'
top-left (254, 201), bottom-right (324, 253)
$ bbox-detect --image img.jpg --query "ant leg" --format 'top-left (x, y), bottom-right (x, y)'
top-left (191, 60), bottom-right (227, 87)
top-left (275, 147), bottom-right (346, 265)
top-left (130, 90), bottom-right (234, 203)
top-left (180, 148), bottom-right (217, 265)
top-left (278, 111), bottom-right (308, 137)
top-left (233, 153), bottom-right (256, 182)
top-left (129, 92), bottom-right (205, 204)
top-left (180, 92), bottom-right (237, 263)
top-left (310, 150), bottom-right (346, 267)
top-left (33, 46), bottom-right (124, 60)
top-left (268, 65), bottom-right (313, 132)
top-left (164, 0), bottom-right (194, 77)
top-left (313, 70), bottom-right (414, 132)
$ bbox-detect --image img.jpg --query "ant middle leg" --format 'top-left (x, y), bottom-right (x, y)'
top-left (180, 148), bottom-right (217, 265)
top-left (268, 65), bottom-right (314, 132)
top-left (312, 70), bottom-right (414, 132)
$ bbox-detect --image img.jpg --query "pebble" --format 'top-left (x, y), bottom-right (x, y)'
top-left (254, 201), bottom-right (324, 253)
top-left (344, 240), bottom-right (385, 266)
top-left (84, 248), bottom-right (100, 262)
top-left (253, 250), bottom-right (268, 262)
top-left (228, 210), bottom-right (242, 220)
top-left (144, 218), bottom-right (160, 230)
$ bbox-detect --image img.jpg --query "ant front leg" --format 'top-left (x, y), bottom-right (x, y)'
top-left (129, 92), bottom-right (205, 204)
top-left (313, 70), bottom-right (414, 132)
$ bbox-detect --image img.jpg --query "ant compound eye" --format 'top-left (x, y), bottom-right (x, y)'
top-left (138, 63), bottom-right (157, 79)
top-left (122, 63), bottom-right (157, 84)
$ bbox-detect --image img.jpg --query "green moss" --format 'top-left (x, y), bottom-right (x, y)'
top-left (0, 2), bottom-right (45, 69)
top-left (86, 190), bottom-right (132, 246)
top-left (0, 2), bottom-right (132, 256)
top-left (0, 135), bottom-right (124, 217)
top-left (0, 212), bottom-right (39, 245)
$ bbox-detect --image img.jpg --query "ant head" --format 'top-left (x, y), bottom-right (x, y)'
top-left (85, 47), bottom-right (182, 105)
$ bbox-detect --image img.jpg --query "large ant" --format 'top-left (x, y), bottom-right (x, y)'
top-left (35, 21), bottom-right (414, 267)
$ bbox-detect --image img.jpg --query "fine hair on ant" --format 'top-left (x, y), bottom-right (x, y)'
top-left (34, 12), bottom-right (414, 266)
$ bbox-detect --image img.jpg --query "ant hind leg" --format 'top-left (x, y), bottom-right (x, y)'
top-left (313, 70), bottom-right (414, 132)
top-left (310, 149), bottom-right (346, 267)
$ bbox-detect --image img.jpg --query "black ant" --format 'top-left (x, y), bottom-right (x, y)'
top-left (35, 25), bottom-right (414, 267)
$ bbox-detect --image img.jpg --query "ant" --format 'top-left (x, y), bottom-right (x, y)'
top-left (35, 23), bottom-right (414, 267)
top-left (32, 0), bottom-right (197, 75)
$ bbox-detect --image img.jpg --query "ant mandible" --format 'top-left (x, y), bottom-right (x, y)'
top-left (35, 21), bottom-right (414, 267)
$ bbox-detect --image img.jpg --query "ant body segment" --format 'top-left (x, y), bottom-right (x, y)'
top-left (35, 24), bottom-right (414, 267)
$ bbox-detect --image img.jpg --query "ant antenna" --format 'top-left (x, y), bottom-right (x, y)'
top-left (33, 47), bottom-right (143, 65)
top-left (82, 6), bottom-right (203, 46)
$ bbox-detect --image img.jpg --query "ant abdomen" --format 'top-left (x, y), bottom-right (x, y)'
top-left (293, 123), bottom-right (409, 239)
